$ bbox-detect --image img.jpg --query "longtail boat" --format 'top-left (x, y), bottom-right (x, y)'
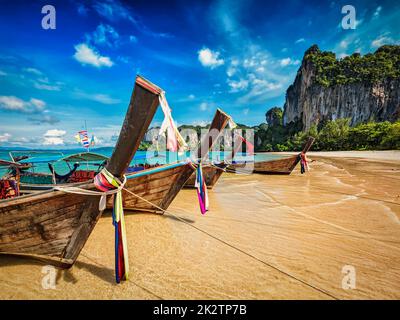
top-left (113, 109), bottom-right (232, 211)
top-left (228, 137), bottom-right (315, 174)
top-left (12, 152), bottom-right (110, 190)
top-left (0, 75), bottom-right (161, 267)
top-left (184, 108), bottom-right (234, 189)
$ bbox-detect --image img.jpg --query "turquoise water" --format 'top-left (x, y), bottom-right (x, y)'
top-left (0, 148), bottom-right (287, 177)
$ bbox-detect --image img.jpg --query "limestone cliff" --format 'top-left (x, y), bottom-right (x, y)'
top-left (283, 45), bottom-right (400, 131)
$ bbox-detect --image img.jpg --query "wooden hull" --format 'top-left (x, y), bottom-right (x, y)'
top-left (0, 184), bottom-right (101, 267)
top-left (229, 137), bottom-right (315, 175)
top-left (184, 165), bottom-right (224, 189)
top-left (228, 155), bottom-right (300, 174)
top-left (108, 162), bottom-right (195, 212)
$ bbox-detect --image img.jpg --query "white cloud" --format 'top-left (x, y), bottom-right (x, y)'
top-left (44, 129), bottom-right (66, 137)
top-left (227, 78), bottom-right (249, 92)
top-left (43, 137), bottom-right (64, 145)
top-left (29, 98), bottom-right (46, 111)
top-left (188, 94), bottom-right (195, 100)
top-left (243, 108), bottom-right (249, 115)
top-left (279, 58), bottom-right (300, 67)
top-left (24, 67), bottom-right (42, 75)
top-left (43, 129), bottom-right (66, 145)
top-left (198, 48), bottom-right (224, 69)
top-left (371, 35), bottom-right (397, 48)
top-left (0, 96), bottom-right (26, 112)
top-left (0, 133), bottom-right (11, 142)
top-left (295, 38), bottom-right (305, 44)
top-left (0, 70), bottom-right (6, 76)
top-left (73, 43), bottom-right (114, 68)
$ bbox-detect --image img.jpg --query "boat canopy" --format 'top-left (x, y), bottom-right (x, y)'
top-left (59, 152), bottom-right (109, 163)
top-left (19, 152), bottom-right (109, 164)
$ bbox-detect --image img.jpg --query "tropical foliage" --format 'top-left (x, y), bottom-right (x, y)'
top-left (255, 117), bottom-right (400, 151)
top-left (305, 44), bottom-right (400, 87)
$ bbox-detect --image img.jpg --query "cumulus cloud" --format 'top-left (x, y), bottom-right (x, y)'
top-left (73, 43), bottom-right (113, 68)
top-left (43, 129), bottom-right (66, 145)
top-left (0, 133), bottom-right (11, 142)
top-left (227, 78), bottom-right (249, 92)
top-left (198, 48), bottom-right (224, 69)
top-left (279, 58), bottom-right (301, 67)
top-left (0, 96), bottom-right (46, 113)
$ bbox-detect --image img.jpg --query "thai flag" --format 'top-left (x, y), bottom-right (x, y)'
top-left (79, 130), bottom-right (90, 148)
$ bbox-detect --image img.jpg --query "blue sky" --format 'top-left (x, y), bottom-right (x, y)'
top-left (0, 0), bottom-right (399, 148)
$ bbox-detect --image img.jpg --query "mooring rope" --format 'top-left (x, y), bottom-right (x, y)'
top-left (120, 186), bottom-right (340, 300)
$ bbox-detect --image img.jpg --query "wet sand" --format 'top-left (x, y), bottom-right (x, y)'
top-left (0, 152), bottom-right (399, 299)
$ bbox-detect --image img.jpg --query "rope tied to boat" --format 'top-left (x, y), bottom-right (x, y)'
top-left (299, 152), bottom-right (309, 174)
top-left (54, 168), bottom-right (129, 284)
top-left (94, 168), bottom-right (129, 283)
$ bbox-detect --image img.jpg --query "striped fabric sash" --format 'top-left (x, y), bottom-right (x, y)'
top-left (94, 168), bottom-right (129, 283)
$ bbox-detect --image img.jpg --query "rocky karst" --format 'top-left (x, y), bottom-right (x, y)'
top-left (283, 45), bottom-right (400, 130)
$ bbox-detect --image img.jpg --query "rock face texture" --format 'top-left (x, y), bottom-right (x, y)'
top-left (283, 46), bottom-right (400, 131)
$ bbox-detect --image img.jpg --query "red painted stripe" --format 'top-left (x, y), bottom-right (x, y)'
top-left (136, 76), bottom-right (161, 95)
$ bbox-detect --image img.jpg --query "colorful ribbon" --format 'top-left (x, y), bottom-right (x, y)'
top-left (299, 152), bottom-right (309, 174)
top-left (94, 168), bottom-right (129, 283)
top-left (195, 163), bottom-right (209, 215)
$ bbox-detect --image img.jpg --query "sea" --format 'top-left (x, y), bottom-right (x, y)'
top-left (0, 147), bottom-right (286, 177)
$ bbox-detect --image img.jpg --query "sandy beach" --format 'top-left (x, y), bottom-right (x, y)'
top-left (0, 151), bottom-right (399, 299)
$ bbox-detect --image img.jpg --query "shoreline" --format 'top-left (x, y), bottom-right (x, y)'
top-left (270, 150), bottom-right (400, 163)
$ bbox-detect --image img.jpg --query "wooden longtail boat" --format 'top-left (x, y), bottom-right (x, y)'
top-left (228, 137), bottom-right (315, 174)
top-left (184, 109), bottom-right (233, 189)
top-left (14, 152), bottom-right (110, 191)
top-left (113, 109), bottom-right (233, 211)
top-left (0, 75), bottom-right (161, 267)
